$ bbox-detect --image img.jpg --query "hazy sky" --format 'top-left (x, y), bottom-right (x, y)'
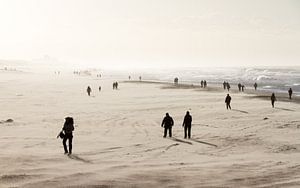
top-left (0, 0), bottom-right (299, 68)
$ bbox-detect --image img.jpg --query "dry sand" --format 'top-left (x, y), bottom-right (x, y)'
top-left (1, 71), bottom-right (300, 188)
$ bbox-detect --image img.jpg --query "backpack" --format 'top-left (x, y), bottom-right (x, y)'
top-left (57, 131), bottom-right (65, 139)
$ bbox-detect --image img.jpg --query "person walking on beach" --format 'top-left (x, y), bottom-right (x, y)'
top-left (227, 83), bottom-right (231, 91)
top-left (254, 82), bottom-right (258, 90)
top-left (200, 80), bottom-right (204, 88)
top-left (99, 86), bottom-right (101, 92)
top-left (87, 86), bottom-right (92, 96)
top-left (225, 94), bottom-right (232, 110)
top-left (62, 117), bottom-right (74, 155)
top-left (271, 93), bottom-right (276, 108)
top-left (204, 80), bottom-right (207, 88)
top-left (161, 113), bottom-right (174, 138)
top-left (238, 83), bottom-right (242, 92)
top-left (288, 88), bottom-right (293, 99)
top-left (174, 77), bottom-right (179, 85)
top-left (182, 111), bottom-right (192, 139)
top-left (223, 81), bottom-right (227, 90)
top-left (241, 85), bottom-right (245, 92)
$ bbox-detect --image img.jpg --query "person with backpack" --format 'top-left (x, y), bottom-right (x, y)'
top-left (62, 117), bottom-right (74, 155)
top-left (182, 111), bottom-right (192, 139)
top-left (161, 113), bottom-right (174, 138)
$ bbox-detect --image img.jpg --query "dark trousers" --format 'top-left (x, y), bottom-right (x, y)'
top-left (271, 100), bottom-right (275, 108)
top-left (184, 125), bottom-right (191, 139)
top-left (63, 133), bottom-right (73, 154)
top-left (226, 103), bottom-right (231, 110)
top-left (164, 127), bottom-right (172, 137)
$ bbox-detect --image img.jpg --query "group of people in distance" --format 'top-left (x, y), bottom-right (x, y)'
top-left (113, 82), bottom-right (119, 90)
top-left (200, 80), bottom-right (207, 88)
top-left (223, 81), bottom-right (231, 91)
top-left (86, 82), bottom-right (120, 96)
top-left (161, 111), bottom-right (192, 139)
top-left (237, 83), bottom-right (246, 92)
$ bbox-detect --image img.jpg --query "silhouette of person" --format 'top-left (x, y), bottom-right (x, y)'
top-left (129, 76), bottom-right (131, 80)
top-left (204, 80), bottom-right (207, 88)
top-left (139, 76), bottom-right (142, 81)
top-left (254, 82), bottom-right (257, 90)
top-left (227, 83), bottom-right (231, 91)
top-left (288, 88), bottom-right (293, 99)
top-left (225, 94), bottom-right (232, 110)
top-left (174, 77), bottom-right (178, 85)
top-left (241, 85), bottom-right (245, 92)
top-left (271, 93), bottom-right (276, 108)
top-left (99, 86), bottom-right (101, 92)
top-left (62, 117), bottom-right (74, 155)
top-left (238, 83), bottom-right (241, 91)
top-left (87, 86), bottom-right (92, 96)
top-left (200, 80), bottom-right (204, 88)
top-left (223, 81), bottom-right (226, 90)
top-left (161, 113), bottom-right (174, 138)
top-left (115, 82), bottom-right (118, 89)
top-left (182, 111), bottom-right (192, 139)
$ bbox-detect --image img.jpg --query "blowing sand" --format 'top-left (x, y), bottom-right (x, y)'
top-left (1, 71), bottom-right (300, 188)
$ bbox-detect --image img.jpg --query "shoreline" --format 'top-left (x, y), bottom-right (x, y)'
top-left (123, 80), bottom-right (300, 104)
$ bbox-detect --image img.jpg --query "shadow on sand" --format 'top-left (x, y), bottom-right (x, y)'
top-left (190, 138), bottom-right (218, 147)
top-left (169, 138), bottom-right (193, 145)
top-left (275, 107), bottom-right (295, 112)
top-left (232, 109), bottom-right (249, 114)
top-left (68, 154), bottom-right (92, 163)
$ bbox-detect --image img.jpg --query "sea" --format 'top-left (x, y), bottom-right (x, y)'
top-left (129, 67), bottom-right (300, 96)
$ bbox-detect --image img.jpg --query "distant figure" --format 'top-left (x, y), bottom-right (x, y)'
top-left (113, 82), bottom-right (118, 90)
top-left (254, 82), bottom-right (258, 90)
top-left (129, 76), bottom-right (131, 80)
top-left (238, 83), bottom-right (242, 91)
top-left (271, 93), bottom-right (276, 108)
top-left (225, 94), bottom-right (232, 110)
top-left (161, 113), bottom-right (174, 138)
top-left (182, 111), bottom-right (192, 139)
top-left (223, 81), bottom-right (227, 90)
top-left (87, 86), bottom-right (92, 96)
top-left (62, 117), bottom-right (74, 155)
top-left (241, 85), bottom-right (245, 92)
top-left (139, 76), bottom-right (142, 81)
top-left (288, 88), bottom-right (293, 99)
top-left (99, 86), bottom-right (101, 92)
top-left (200, 80), bottom-right (204, 88)
top-left (203, 80), bottom-right (207, 88)
top-left (227, 83), bottom-right (231, 91)
top-left (174, 77), bottom-right (178, 85)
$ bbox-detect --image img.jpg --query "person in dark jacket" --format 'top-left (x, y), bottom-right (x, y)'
top-left (182, 111), bottom-right (192, 139)
top-left (271, 93), bottom-right (276, 108)
top-left (87, 86), bottom-right (92, 96)
top-left (288, 88), bottom-right (293, 99)
top-left (254, 82), bottom-right (258, 90)
top-left (62, 117), bottom-right (74, 155)
top-left (225, 94), bottom-right (232, 110)
top-left (161, 113), bottom-right (174, 138)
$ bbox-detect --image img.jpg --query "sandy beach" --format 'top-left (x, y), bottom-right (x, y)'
top-left (1, 71), bottom-right (300, 188)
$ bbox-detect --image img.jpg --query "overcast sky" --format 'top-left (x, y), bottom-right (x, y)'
top-left (0, 0), bottom-right (299, 68)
